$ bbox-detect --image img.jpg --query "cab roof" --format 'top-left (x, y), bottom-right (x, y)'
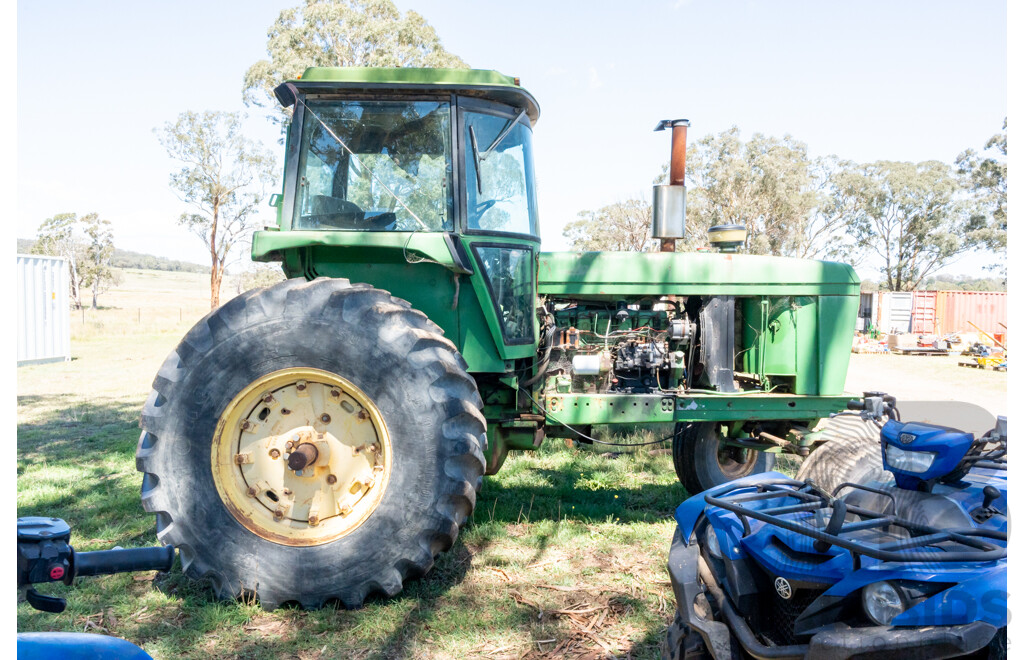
top-left (274, 67), bottom-right (540, 124)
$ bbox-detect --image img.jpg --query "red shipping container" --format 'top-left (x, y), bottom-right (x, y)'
top-left (911, 291), bottom-right (1006, 338)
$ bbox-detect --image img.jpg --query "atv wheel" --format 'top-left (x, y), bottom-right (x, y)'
top-left (672, 422), bottom-right (774, 495)
top-left (136, 277), bottom-right (486, 609)
top-left (663, 610), bottom-right (709, 660)
top-left (795, 416), bottom-right (887, 494)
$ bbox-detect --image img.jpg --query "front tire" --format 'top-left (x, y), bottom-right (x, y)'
top-left (136, 278), bottom-right (486, 609)
top-left (795, 415), bottom-right (887, 494)
top-left (672, 423), bottom-right (774, 495)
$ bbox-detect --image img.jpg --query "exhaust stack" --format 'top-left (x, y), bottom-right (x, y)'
top-left (652, 119), bottom-right (689, 252)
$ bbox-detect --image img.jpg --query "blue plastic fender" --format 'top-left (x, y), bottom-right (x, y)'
top-left (17, 633), bottom-right (153, 660)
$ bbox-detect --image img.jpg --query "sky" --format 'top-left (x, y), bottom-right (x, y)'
top-left (15, 0), bottom-right (1008, 280)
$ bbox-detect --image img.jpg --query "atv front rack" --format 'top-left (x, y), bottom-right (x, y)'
top-left (704, 478), bottom-right (1007, 563)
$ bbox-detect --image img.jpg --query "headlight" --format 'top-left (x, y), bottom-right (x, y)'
top-left (862, 581), bottom-right (905, 625)
top-left (705, 525), bottom-right (722, 559)
top-left (885, 444), bottom-right (937, 473)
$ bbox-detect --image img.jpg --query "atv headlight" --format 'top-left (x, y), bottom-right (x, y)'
top-left (885, 444), bottom-right (937, 473)
top-left (705, 525), bottom-right (722, 559)
top-left (862, 581), bottom-right (905, 626)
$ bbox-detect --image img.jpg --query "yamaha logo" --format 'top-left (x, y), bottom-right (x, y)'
top-left (899, 432), bottom-right (915, 445)
top-left (774, 577), bottom-right (793, 600)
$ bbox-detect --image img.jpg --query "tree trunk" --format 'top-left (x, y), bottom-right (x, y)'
top-left (209, 203), bottom-right (220, 309)
top-left (210, 261), bottom-right (221, 309)
top-left (91, 280), bottom-right (98, 310)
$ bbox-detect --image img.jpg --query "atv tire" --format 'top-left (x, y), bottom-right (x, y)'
top-left (663, 610), bottom-right (709, 660)
top-left (796, 415), bottom-right (888, 495)
top-left (672, 422), bottom-right (774, 495)
top-left (136, 277), bottom-right (486, 609)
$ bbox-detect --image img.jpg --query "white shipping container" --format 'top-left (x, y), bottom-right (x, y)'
top-left (17, 254), bottom-right (71, 365)
top-left (877, 291), bottom-right (913, 334)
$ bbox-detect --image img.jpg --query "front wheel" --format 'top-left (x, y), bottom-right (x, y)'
top-left (136, 278), bottom-right (486, 609)
top-left (672, 422), bottom-right (774, 495)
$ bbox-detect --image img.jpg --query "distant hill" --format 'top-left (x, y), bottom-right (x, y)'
top-left (17, 239), bottom-right (209, 274)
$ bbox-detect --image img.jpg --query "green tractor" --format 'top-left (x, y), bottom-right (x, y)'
top-left (136, 67), bottom-right (859, 609)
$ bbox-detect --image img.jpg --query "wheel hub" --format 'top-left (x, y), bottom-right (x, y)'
top-left (211, 368), bottom-right (392, 546)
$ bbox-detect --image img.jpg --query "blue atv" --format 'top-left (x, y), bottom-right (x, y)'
top-left (664, 394), bottom-right (1007, 659)
top-left (17, 517), bottom-right (175, 659)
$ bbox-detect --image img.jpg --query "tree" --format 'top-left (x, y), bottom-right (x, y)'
top-left (680, 128), bottom-right (824, 256)
top-left (232, 263), bottom-right (287, 296)
top-left (563, 198), bottom-right (655, 251)
top-left (955, 119), bottom-right (1007, 256)
top-left (831, 160), bottom-right (985, 291)
top-left (243, 0), bottom-right (467, 120)
top-left (158, 111), bottom-right (276, 309)
top-left (32, 212), bottom-right (119, 309)
top-left (82, 213), bottom-right (118, 309)
top-left (647, 128), bottom-right (846, 258)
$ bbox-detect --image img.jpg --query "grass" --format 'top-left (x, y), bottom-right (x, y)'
top-left (17, 271), bottom-right (687, 659)
top-left (23, 270), bottom-right (1002, 658)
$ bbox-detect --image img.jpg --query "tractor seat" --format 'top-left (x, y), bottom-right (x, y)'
top-left (304, 195), bottom-right (396, 230)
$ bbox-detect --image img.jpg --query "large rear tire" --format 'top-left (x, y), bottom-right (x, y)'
top-left (136, 277), bottom-right (486, 609)
top-left (672, 423), bottom-right (774, 495)
top-left (795, 416), bottom-right (887, 494)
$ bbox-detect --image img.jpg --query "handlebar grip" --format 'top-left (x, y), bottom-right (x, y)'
top-left (73, 545), bottom-right (175, 578)
top-left (847, 399), bottom-right (865, 411)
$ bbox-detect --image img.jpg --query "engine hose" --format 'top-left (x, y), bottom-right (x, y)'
top-left (521, 325), bottom-right (559, 388)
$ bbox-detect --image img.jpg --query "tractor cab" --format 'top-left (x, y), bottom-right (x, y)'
top-left (254, 68), bottom-right (543, 368)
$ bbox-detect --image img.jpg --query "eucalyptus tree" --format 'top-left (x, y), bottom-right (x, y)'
top-left (33, 212), bottom-right (117, 309)
top-left (831, 160), bottom-right (985, 291)
top-left (157, 111), bottom-right (276, 308)
top-left (243, 0), bottom-right (467, 122)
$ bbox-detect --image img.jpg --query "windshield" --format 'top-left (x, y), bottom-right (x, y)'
top-left (465, 110), bottom-right (538, 236)
top-left (292, 100), bottom-right (454, 232)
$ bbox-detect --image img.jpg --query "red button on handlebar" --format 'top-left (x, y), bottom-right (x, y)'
top-left (49, 565), bottom-right (65, 580)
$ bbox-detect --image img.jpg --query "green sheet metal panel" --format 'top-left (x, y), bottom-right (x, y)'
top-left (537, 251), bottom-right (859, 297)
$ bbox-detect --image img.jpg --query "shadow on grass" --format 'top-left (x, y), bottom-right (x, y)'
top-left (18, 395), bottom-right (680, 658)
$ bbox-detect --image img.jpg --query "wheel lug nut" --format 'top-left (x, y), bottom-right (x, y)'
top-left (269, 448), bottom-right (281, 459)
top-left (262, 394), bottom-right (274, 404)
top-left (330, 389), bottom-right (341, 398)
top-left (247, 486), bottom-right (259, 497)
top-left (356, 410), bottom-right (369, 421)
top-left (273, 509), bottom-right (285, 520)
top-left (296, 382), bottom-right (307, 391)
top-left (326, 474), bottom-right (337, 485)
top-left (320, 414), bottom-right (331, 423)
top-left (308, 515), bottom-right (319, 527)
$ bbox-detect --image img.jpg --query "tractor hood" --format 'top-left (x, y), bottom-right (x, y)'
top-left (537, 251), bottom-right (860, 298)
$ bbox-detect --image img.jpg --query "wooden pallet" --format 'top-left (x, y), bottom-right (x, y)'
top-left (893, 347), bottom-right (950, 356)
top-left (959, 360), bottom-right (1007, 371)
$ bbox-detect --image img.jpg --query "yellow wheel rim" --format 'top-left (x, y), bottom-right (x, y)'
top-left (211, 368), bottom-right (392, 546)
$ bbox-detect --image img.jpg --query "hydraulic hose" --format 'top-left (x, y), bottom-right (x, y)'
top-left (521, 324), bottom-right (558, 388)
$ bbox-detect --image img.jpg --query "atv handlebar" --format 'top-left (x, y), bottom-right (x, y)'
top-left (17, 516), bottom-right (175, 613)
top-left (840, 392), bottom-right (899, 423)
top-left (73, 545), bottom-right (175, 578)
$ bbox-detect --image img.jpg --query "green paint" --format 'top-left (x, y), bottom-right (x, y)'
top-left (537, 251), bottom-right (859, 297)
top-left (541, 393), bottom-right (849, 425)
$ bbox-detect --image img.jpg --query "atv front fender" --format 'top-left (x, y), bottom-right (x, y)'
top-left (673, 470), bottom-right (789, 542)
